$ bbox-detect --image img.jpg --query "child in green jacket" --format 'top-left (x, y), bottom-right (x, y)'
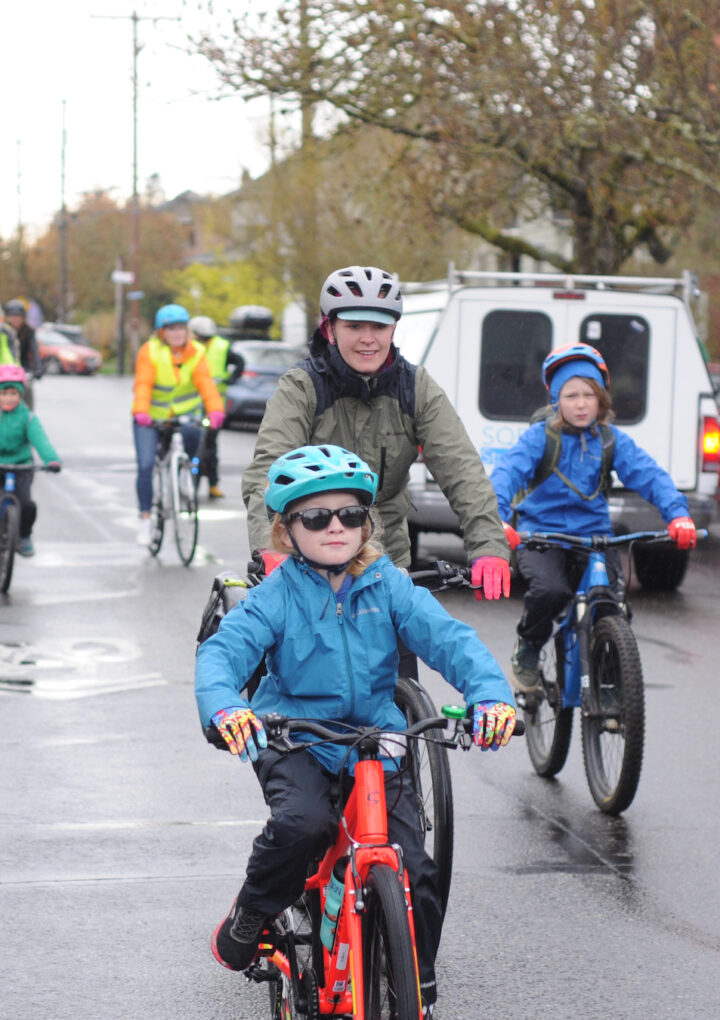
top-left (0, 365), bottom-right (61, 556)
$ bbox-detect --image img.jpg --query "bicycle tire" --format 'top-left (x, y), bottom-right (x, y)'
top-left (393, 675), bottom-right (454, 917)
top-left (361, 863), bottom-right (420, 1020)
top-left (0, 501), bottom-right (19, 593)
top-left (581, 615), bottom-right (645, 815)
top-left (149, 461), bottom-right (165, 556)
top-left (172, 454), bottom-right (198, 565)
top-left (524, 631), bottom-right (574, 777)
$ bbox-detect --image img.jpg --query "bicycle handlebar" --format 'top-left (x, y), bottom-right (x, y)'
top-left (519, 528), bottom-right (708, 551)
top-left (0, 462), bottom-right (59, 473)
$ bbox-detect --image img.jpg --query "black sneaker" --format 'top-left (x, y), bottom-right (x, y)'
top-left (211, 898), bottom-right (268, 971)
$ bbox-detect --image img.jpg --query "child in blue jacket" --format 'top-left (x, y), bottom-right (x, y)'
top-left (490, 343), bottom-right (696, 693)
top-left (195, 443), bottom-right (516, 1016)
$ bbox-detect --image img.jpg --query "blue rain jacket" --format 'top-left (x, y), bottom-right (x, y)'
top-left (195, 553), bottom-right (513, 774)
top-left (491, 421), bottom-right (689, 535)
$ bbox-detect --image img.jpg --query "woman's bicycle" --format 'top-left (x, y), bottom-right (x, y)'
top-left (197, 559), bottom-right (479, 920)
top-left (516, 528), bottom-right (705, 815)
top-left (206, 709), bottom-right (523, 1019)
top-left (149, 418), bottom-right (204, 565)
top-left (0, 462), bottom-right (58, 593)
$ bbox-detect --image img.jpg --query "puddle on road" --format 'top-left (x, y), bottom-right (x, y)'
top-left (0, 638), bottom-right (165, 699)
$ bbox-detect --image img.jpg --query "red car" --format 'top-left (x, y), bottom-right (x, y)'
top-left (36, 325), bottom-right (102, 375)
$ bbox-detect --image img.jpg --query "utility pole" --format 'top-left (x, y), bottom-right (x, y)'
top-left (58, 100), bottom-right (69, 323)
top-left (15, 140), bottom-right (26, 293)
top-left (92, 10), bottom-right (180, 365)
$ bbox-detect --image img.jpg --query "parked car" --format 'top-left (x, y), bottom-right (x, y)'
top-left (37, 325), bottom-right (102, 375)
top-left (224, 341), bottom-right (306, 427)
top-left (397, 268), bottom-right (719, 589)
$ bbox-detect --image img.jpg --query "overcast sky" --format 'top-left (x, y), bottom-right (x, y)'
top-left (2, 0), bottom-right (272, 239)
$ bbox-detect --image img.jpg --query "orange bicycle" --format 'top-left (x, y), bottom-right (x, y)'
top-left (206, 708), bottom-right (523, 1018)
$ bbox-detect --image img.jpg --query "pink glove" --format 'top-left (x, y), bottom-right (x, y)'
top-left (134, 412), bottom-right (152, 427)
top-left (212, 706), bottom-right (267, 762)
top-left (471, 556), bottom-right (511, 600)
top-left (502, 522), bottom-right (522, 551)
top-left (667, 516), bottom-right (696, 550)
top-left (46, 461), bottom-right (62, 473)
top-left (257, 549), bottom-right (288, 576)
top-left (208, 411), bottom-right (225, 430)
top-left (472, 701), bottom-right (516, 751)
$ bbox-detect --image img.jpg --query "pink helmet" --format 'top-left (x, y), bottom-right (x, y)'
top-left (0, 363), bottom-right (27, 389)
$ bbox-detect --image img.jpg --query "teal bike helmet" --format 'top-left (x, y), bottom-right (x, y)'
top-left (155, 304), bottom-right (190, 329)
top-left (265, 445), bottom-right (378, 515)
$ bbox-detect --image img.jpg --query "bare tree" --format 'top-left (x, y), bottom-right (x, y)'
top-left (198, 0), bottom-right (720, 273)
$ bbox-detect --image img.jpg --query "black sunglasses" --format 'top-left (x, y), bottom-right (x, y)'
top-left (285, 505), bottom-right (370, 531)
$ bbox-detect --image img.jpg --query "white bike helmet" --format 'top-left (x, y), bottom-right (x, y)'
top-left (319, 266), bottom-right (403, 325)
top-left (189, 315), bottom-right (216, 340)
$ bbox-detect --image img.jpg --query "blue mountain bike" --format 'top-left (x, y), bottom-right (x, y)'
top-left (516, 529), bottom-right (703, 815)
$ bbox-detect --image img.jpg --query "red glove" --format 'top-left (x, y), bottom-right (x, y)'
top-left (134, 412), bottom-right (152, 427)
top-left (257, 549), bottom-right (288, 576)
top-left (208, 411), bottom-right (226, 430)
top-left (667, 516), bottom-right (696, 550)
top-left (502, 521), bottom-right (522, 551)
top-left (471, 556), bottom-right (511, 600)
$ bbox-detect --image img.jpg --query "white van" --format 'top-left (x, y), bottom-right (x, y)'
top-left (395, 268), bottom-right (720, 590)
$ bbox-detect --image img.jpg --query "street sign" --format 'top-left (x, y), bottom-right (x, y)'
top-left (126, 290), bottom-right (145, 300)
top-left (111, 270), bottom-right (135, 285)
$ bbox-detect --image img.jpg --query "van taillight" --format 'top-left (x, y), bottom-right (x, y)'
top-left (702, 416), bottom-right (720, 471)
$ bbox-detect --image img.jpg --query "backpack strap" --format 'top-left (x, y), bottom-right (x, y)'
top-left (514, 421), bottom-right (615, 505)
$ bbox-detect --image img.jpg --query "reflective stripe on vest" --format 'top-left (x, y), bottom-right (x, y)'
top-left (204, 336), bottom-right (230, 396)
top-left (148, 336), bottom-right (204, 419)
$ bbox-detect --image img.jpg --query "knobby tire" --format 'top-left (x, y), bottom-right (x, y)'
top-left (524, 631), bottom-right (573, 777)
top-left (361, 864), bottom-right (420, 1020)
top-left (149, 462), bottom-right (165, 556)
top-left (393, 675), bottom-right (454, 917)
top-left (0, 501), bottom-right (19, 593)
top-left (173, 454), bottom-right (198, 565)
top-left (582, 615), bottom-right (645, 815)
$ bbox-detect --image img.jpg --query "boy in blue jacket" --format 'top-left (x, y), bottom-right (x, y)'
top-left (0, 364), bottom-right (61, 557)
top-left (490, 343), bottom-right (696, 693)
top-left (195, 443), bottom-right (516, 1016)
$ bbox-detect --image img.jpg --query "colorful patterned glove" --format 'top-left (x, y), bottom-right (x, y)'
top-left (667, 516), bottom-right (696, 550)
top-left (472, 701), bottom-right (516, 752)
top-left (208, 411), bottom-right (226, 430)
top-left (471, 556), bottom-right (511, 601)
top-left (256, 550), bottom-right (288, 576)
top-left (502, 522), bottom-right (522, 551)
top-left (134, 412), bottom-right (152, 427)
top-left (212, 706), bottom-right (267, 761)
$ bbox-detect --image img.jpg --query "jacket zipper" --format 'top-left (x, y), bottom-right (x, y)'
top-left (336, 600), bottom-right (356, 719)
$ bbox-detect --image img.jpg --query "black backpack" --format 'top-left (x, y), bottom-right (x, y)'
top-left (196, 569), bottom-right (265, 699)
top-left (515, 407), bottom-right (616, 504)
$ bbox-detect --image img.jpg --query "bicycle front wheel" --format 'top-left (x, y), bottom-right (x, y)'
top-left (172, 454), bottom-right (198, 565)
top-left (0, 501), bottom-right (19, 593)
top-left (524, 631), bottom-right (574, 777)
top-left (149, 462), bottom-right (165, 556)
top-left (582, 615), bottom-right (645, 815)
top-left (361, 864), bottom-right (420, 1020)
top-left (393, 675), bottom-right (454, 917)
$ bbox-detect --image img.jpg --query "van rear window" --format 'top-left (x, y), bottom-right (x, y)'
top-left (479, 309), bottom-right (649, 423)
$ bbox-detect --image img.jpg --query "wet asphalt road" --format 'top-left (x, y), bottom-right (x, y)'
top-left (1, 376), bottom-right (719, 1019)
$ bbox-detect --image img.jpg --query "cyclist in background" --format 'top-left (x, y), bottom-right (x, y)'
top-left (241, 266), bottom-right (510, 602)
top-left (490, 343), bottom-right (697, 693)
top-left (0, 303), bottom-right (20, 366)
top-left (0, 365), bottom-right (61, 557)
top-left (196, 443), bottom-right (516, 1018)
top-left (4, 300), bottom-right (42, 408)
top-left (188, 315), bottom-right (245, 499)
top-left (132, 304), bottom-right (225, 546)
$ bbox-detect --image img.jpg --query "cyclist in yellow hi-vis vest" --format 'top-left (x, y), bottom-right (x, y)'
top-left (132, 304), bottom-right (225, 546)
top-left (189, 315), bottom-right (246, 499)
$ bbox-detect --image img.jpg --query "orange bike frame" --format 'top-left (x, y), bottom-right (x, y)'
top-left (267, 755), bottom-right (422, 1019)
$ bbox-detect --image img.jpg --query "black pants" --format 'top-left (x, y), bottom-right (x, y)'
top-left (0, 471), bottom-right (36, 539)
top-left (238, 747), bottom-right (441, 1005)
top-left (516, 546), bottom-right (623, 646)
top-left (199, 427), bottom-right (219, 486)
